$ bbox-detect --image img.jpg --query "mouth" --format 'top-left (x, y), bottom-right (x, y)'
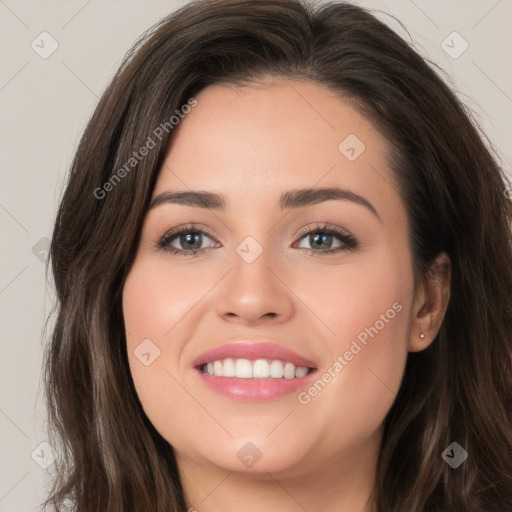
top-left (192, 341), bottom-right (318, 401)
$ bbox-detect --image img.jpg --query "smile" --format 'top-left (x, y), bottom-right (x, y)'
top-left (199, 358), bottom-right (312, 379)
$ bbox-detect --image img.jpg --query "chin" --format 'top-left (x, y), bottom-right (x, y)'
top-left (177, 433), bottom-right (314, 476)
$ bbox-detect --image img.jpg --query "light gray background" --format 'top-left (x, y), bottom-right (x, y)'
top-left (0, 1), bottom-right (511, 510)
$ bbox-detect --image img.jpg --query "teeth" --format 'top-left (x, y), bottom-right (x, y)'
top-left (235, 359), bottom-right (252, 378)
top-left (253, 359), bottom-right (270, 378)
top-left (284, 362), bottom-right (295, 379)
top-left (223, 358), bottom-right (235, 377)
top-left (201, 358), bottom-right (311, 379)
top-left (270, 360), bottom-right (284, 378)
top-left (295, 366), bottom-right (309, 378)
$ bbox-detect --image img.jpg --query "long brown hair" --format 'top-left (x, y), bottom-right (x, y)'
top-left (42, 1), bottom-right (512, 510)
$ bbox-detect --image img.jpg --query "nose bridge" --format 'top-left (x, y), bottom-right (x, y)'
top-left (215, 232), bottom-right (294, 323)
top-left (234, 234), bottom-right (274, 287)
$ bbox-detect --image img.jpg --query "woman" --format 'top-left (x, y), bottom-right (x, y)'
top-left (42, 0), bottom-right (512, 511)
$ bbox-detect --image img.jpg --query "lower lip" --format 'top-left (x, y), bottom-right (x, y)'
top-left (194, 368), bottom-right (318, 401)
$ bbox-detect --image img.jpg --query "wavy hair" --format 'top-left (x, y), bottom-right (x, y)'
top-left (42, 0), bottom-right (512, 510)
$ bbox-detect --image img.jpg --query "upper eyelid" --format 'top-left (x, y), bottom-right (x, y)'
top-left (162, 224), bottom-right (217, 242)
top-left (160, 223), bottom-right (350, 240)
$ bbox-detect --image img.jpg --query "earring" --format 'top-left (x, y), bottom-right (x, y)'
top-left (420, 332), bottom-right (426, 339)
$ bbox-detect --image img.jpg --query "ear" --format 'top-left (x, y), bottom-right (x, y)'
top-left (409, 252), bottom-right (451, 352)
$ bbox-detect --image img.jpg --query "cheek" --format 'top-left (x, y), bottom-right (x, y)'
top-left (122, 260), bottom-right (197, 440)
top-left (122, 256), bottom-right (218, 346)
top-left (306, 255), bottom-right (412, 439)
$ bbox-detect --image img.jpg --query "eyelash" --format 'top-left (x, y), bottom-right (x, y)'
top-left (155, 222), bottom-right (358, 257)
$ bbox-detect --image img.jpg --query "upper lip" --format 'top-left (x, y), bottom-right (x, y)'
top-left (192, 341), bottom-right (317, 369)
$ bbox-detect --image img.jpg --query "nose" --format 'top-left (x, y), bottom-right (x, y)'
top-left (215, 243), bottom-right (295, 325)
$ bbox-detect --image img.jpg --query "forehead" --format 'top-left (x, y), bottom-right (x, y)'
top-left (153, 79), bottom-right (402, 224)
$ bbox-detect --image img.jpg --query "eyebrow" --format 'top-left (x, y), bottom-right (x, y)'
top-left (148, 186), bottom-right (381, 221)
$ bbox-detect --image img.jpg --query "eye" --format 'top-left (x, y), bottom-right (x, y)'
top-left (293, 222), bottom-right (358, 255)
top-left (156, 224), bottom-right (219, 256)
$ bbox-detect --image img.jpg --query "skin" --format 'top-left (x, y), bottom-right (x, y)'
top-left (122, 78), bottom-right (451, 512)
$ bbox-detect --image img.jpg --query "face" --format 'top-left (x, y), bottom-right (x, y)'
top-left (122, 79), bottom-right (417, 479)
